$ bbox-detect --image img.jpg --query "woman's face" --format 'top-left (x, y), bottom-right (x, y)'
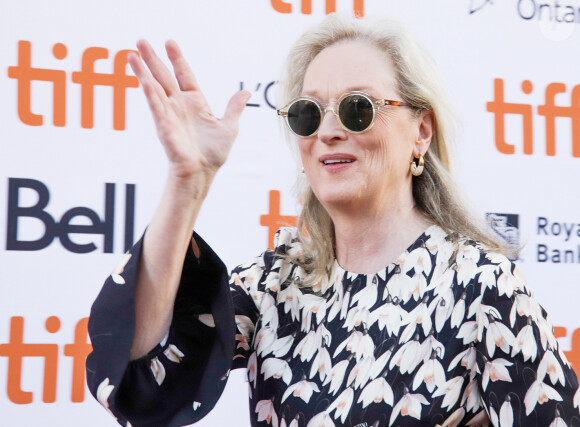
top-left (298, 40), bottom-right (432, 215)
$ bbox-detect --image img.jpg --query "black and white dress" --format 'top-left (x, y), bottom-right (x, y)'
top-left (86, 225), bottom-right (580, 426)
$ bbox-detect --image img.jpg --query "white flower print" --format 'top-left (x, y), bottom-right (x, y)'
top-left (358, 377), bottom-right (394, 408)
top-left (255, 399), bottom-right (279, 426)
top-left (231, 273), bottom-right (249, 295)
top-left (261, 293), bottom-right (279, 331)
top-left (150, 357), bottom-right (165, 385)
top-left (327, 387), bottom-right (354, 423)
top-left (239, 263), bottom-right (265, 291)
top-left (386, 271), bottom-right (413, 304)
top-left (549, 411), bottom-right (568, 427)
top-left (412, 352), bottom-right (446, 393)
top-left (390, 335), bottom-right (424, 374)
top-left (524, 379), bottom-right (563, 415)
top-left (300, 293), bottom-right (327, 332)
top-left (406, 246), bottom-right (433, 277)
top-left (96, 377), bottom-right (114, 409)
top-left (410, 272), bottom-right (428, 301)
top-left (432, 376), bottom-right (464, 410)
top-left (400, 295), bottom-right (435, 343)
top-left (437, 406), bottom-right (465, 427)
top-left (369, 295), bottom-right (404, 336)
top-left (367, 345), bottom-right (393, 380)
top-left (511, 319), bottom-right (538, 362)
top-left (450, 292), bottom-right (466, 329)
top-left (461, 378), bottom-right (482, 413)
top-left (499, 396), bottom-right (514, 427)
top-left (485, 318), bottom-right (516, 358)
top-left (509, 292), bottom-right (543, 327)
top-left (496, 271), bottom-right (518, 298)
top-left (192, 401), bottom-right (201, 411)
top-left (197, 314), bottom-right (215, 327)
top-left (262, 357), bottom-right (292, 385)
top-left (481, 357), bottom-right (513, 391)
top-left (294, 330), bottom-right (320, 362)
top-left (466, 410), bottom-right (490, 426)
top-left (282, 377), bottom-right (320, 403)
top-left (309, 347), bottom-right (332, 382)
top-left (278, 282), bottom-right (302, 321)
top-left (389, 388), bottom-right (429, 426)
top-left (456, 321), bottom-right (478, 345)
top-left (448, 344), bottom-right (476, 374)
top-left (351, 277), bottom-right (378, 309)
top-left (271, 334), bottom-right (294, 358)
top-left (343, 306), bottom-right (371, 332)
top-left (163, 344), bottom-right (184, 363)
top-left (323, 358), bottom-right (351, 395)
top-left (346, 356), bottom-right (375, 390)
top-left (340, 285), bottom-right (352, 320)
top-left (433, 289), bottom-right (455, 332)
top-left (306, 411), bottom-right (335, 427)
top-left (326, 287), bottom-right (343, 323)
top-left (456, 245), bottom-right (480, 286)
top-left (111, 253), bottom-right (132, 285)
top-left (420, 334), bottom-right (445, 361)
top-left (235, 315), bottom-right (255, 339)
top-left (477, 263), bottom-right (500, 291)
top-left (263, 271), bottom-right (281, 293)
top-left (256, 326), bottom-right (277, 356)
top-left (333, 330), bottom-right (375, 361)
top-left (247, 352), bottom-right (257, 388)
top-left (316, 323), bottom-right (332, 347)
top-left (537, 316), bottom-right (558, 351)
top-left (574, 387), bottom-right (580, 412)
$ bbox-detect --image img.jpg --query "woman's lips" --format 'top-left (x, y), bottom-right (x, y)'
top-left (319, 153), bottom-right (357, 172)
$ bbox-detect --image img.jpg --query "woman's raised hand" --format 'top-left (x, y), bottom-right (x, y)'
top-left (128, 40), bottom-right (250, 181)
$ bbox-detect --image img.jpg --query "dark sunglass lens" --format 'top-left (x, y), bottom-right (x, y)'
top-left (339, 94), bottom-right (374, 132)
top-left (287, 100), bottom-right (320, 137)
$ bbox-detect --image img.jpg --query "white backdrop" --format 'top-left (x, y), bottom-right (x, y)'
top-left (1, 1), bottom-right (580, 426)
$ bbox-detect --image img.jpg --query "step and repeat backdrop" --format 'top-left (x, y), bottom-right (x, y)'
top-left (1, 0), bottom-right (579, 425)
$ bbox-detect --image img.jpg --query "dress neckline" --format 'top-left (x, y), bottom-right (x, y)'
top-left (331, 224), bottom-right (445, 279)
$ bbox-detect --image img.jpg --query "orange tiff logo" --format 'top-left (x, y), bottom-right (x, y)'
top-left (0, 316), bottom-right (91, 404)
top-left (7, 41), bottom-right (139, 130)
top-left (487, 78), bottom-right (580, 157)
top-left (271, 0), bottom-right (364, 16)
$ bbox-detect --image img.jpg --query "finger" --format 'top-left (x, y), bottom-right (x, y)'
top-left (136, 39), bottom-right (180, 96)
top-left (165, 40), bottom-right (200, 92)
top-left (222, 90), bottom-right (252, 128)
top-left (128, 52), bottom-right (167, 122)
top-left (128, 51), bottom-right (167, 107)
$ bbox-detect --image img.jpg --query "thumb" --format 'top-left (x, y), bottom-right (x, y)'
top-left (222, 90), bottom-right (252, 127)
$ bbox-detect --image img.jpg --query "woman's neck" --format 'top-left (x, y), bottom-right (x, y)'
top-left (329, 194), bottom-right (432, 275)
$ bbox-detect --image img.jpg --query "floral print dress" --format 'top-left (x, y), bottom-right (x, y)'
top-left (87, 225), bottom-right (580, 426)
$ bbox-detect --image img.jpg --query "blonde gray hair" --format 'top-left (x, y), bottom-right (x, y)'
top-left (278, 14), bottom-right (507, 284)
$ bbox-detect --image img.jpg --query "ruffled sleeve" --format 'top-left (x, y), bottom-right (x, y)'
top-left (86, 232), bottom-right (237, 427)
top-left (472, 255), bottom-right (580, 425)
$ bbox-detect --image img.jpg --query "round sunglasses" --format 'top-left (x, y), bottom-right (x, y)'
top-left (277, 91), bottom-right (410, 138)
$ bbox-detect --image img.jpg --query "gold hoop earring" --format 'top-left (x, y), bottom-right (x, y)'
top-left (301, 167), bottom-right (305, 173)
top-left (410, 154), bottom-right (424, 177)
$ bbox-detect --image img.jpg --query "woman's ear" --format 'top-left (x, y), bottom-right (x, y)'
top-left (415, 109), bottom-right (434, 155)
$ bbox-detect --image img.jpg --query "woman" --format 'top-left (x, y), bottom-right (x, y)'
top-left (87, 14), bottom-right (580, 426)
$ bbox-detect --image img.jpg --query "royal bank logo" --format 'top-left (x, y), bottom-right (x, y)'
top-left (486, 213), bottom-right (520, 258)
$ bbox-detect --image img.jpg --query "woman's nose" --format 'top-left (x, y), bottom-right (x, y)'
top-left (317, 108), bottom-right (347, 144)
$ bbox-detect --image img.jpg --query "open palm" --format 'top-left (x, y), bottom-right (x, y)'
top-left (128, 40), bottom-right (250, 179)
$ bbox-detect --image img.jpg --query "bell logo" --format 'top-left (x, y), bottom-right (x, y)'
top-left (5, 178), bottom-right (136, 254)
top-left (487, 78), bottom-right (580, 156)
top-left (271, 0), bottom-right (364, 16)
top-left (7, 41), bottom-right (139, 130)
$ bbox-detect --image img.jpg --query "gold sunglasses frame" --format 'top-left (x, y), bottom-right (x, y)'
top-left (277, 91), bottom-right (410, 138)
